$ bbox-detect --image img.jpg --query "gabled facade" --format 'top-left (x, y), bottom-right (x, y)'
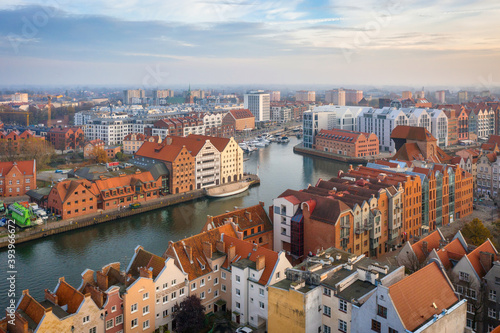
top-left (0, 160), bottom-right (36, 197)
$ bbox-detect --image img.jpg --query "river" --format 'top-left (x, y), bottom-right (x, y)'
top-left (0, 137), bottom-right (350, 310)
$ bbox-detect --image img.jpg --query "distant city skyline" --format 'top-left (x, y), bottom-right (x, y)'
top-left (0, 0), bottom-right (499, 88)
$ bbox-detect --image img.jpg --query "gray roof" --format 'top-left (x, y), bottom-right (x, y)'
top-left (129, 158), bottom-right (169, 180)
top-left (26, 187), bottom-right (52, 200)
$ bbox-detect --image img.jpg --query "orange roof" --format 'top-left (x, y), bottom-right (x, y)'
top-left (164, 224), bottom-right (237, 280)
top-left (412, 230), bottom-right (444, 262)
top-left (167, 136), bottom-right (211, 156)
top-left (391, 125), bottom-right (437, 142)
top-left (187, 134), bottom-right (230, 152)
top-left (93, 171), bottom-right (156, 194)
top-left (17, 291), bottom-right (46, 326)
top-left (492, 325), bottom-right (500, 333)
top-left (0, 160), bottom-right (35, 177)
top-left (436, 238), bottom-right (467, 269)
top-left (127, 247), bottom-right (166, 279)
top-left (222, 235), bottom-right (279, 285)
top-left (466, 240), bottom-right (498, 278)
top-left (52, 179), bottom-right (97, 202)
top-left (204, 204), bottom-right (273, 234)
top-left (135, 141), bottom-right (187, 162)
top-left (53, 278), bottom-right (84, 314)
top-left (124, 133), bottom-right (147, 141)
top-left (389, 262), bottom-right (458, 331)
top-left (316, 128), bottom-right (374, 143)
top-left (229, 109), bottom-right (254, 119)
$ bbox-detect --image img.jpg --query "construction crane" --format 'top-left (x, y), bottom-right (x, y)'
top-left (46, 95), bottom-right (62, 127)
top-left (0, 111), bottom-right (30, 126)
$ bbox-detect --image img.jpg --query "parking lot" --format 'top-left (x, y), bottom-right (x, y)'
top-left (37, 169), bottom-right (71, 183)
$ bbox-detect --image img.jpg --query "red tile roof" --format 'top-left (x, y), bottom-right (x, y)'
top-left (283, 195), bottom-right (301, 205)
top-left (466, 240), bottom-right (498, 278)
top-left (411, 230), bottom-right (445, 262)
top-left (316, 128), bottom-right (373, 143)
top-left (167, 136), bottom-right (211, 156)
top-left (229, 109), bottom-right (254, 119)
top-left (0, 160), bottom-right (35, 177)
top-left (204, 204), bottom-right (273, 233)
top-left (135, 141), bottom-right (186, 162)
top-left (389, 262), bottom-right (458, 331)
top-left (187, 134), bottom-right (230, 152)
top-left (435, 238), bottom-right (467, 269)
top-left (391, 126), bottom-right (437, 142)
top-left (222, 235), bottom-right (279, 285)
top-left (52, 179), bottom-right (98, 202)
top-left (488, 135), bottom-right (500, 146)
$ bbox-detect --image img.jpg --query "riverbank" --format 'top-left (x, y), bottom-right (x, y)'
top-left (293, 144), bottom-right (389, 164)
top-left (0, 175), bottom-right (260, 249)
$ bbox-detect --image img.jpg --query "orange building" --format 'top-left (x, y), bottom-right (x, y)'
top-left (84, 139), bottom-right (105, 159)
top-left (105, 146), bottom-right (121, 159)
top-left (135, 141), bottom-right (195, 194)
top-left (314, 128), bottom-right (379, 157)
top-left (47, 179), bottom-right (99, 218)
top-left (0, 160), bottom-right (36, 197)
top-left (202, 202), bottom-right (274, 249)
top-left (48, 127), bottom-right (85, 151)
top-left (222, 109), bottom-right (255, 131)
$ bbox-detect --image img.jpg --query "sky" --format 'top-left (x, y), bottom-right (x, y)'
top-left (0, 0), bottom-right (500, 89)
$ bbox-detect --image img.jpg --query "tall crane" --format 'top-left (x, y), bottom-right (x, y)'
top-left (46, 95), bottom-right (62, 127)
top-left (0, 111), bottom-right (30, 126)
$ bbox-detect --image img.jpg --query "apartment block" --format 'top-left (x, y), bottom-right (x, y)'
top-left (295, 90), bottom-right (316, 102)
top-left (0, 160), bottom-right (36, 197)
top-left (314, 128), bottom-right (379, 157)
top-left (48, 127), bottom-right (85, 151)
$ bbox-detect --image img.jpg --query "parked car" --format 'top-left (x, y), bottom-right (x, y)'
top-left (236, 328), bottom-right (253, 333)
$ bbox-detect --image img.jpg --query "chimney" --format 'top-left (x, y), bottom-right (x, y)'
top-left (203, 242), bottom-right (212, 259)
top-left (81, 269), bottom-right (95, 288)
top-left (139, 267), bottom-right (153, 279)
top-left (253, 242), bottom-right (258, 251)
top-left (166, 137), bottom-right (173, 145)
top-left (44, 289), bottom-right (58, 304)
top-left (256, 255), bottom-right (265, 271)
top-left (216, 240), bottom-right (225, 253)
top-left (228, 244), bottom-right (236, 261)
top-left (422, 241), bottom-right (428, 254)
top-left (185, 245), bottom-right (193, 263)
top-left (479, 251), bottom-right (494, 272)
top-left (259, 201), bottom-right (265, 207)
top-left (245, 211), bottom-right (252, 221)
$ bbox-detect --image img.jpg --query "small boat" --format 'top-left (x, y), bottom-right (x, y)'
top-left (206, 182), bottom-right (251, 198)
top-left (279, 136), bottom-right (290, 143)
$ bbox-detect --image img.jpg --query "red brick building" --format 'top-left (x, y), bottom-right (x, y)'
top-left (135, 141), bottom-right (195, 194)
top-left (222, 109), bottom-right (255, 131)
top-left (47, 179), bottom-right (98, 218)
top-left (48, 127), bottom-right (85, 151)
top-left (83, 139), bottom-right (105, 159)
top-left (105, 146), bottom-right (121, 159)
top-left (314, 128), bottom-right (379, 157)
top-left (0, 160), bottom-right (36, 197)
top-left (0, 129), bottom-right (45, 152)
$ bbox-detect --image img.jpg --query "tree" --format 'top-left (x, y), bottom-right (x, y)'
top-left (172, 295), bottom-right (206, 333)
top-left (90, 146), bottom-right (108, 164)
top-left (462, 218), bottom-right (493, 246)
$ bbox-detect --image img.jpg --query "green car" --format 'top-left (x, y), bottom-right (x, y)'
top-left (130, 203), bottom-right (142, 209)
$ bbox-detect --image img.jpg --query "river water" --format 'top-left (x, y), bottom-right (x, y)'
top-left (0, 137), bottom-right (350, 310)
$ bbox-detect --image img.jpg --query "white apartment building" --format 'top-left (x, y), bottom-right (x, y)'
top-left (303, 106), bottom-right (371, 148)
top-left (429, 108), bottom-right (449, 147)
top-left (358, 107), bottom-right (409, 152)
top-left (244, 91), bottom-right (270, 122)
top-left (83, 119), bottom-right (134, 145)
top-left (271, 106), bottom-right (292, 123)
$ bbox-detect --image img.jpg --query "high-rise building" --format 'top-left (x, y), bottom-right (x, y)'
top-left (123, 89), bottom-right (145, 104)
top-left (244, 90), bottom-right (270, 122)
top-left (153, 89), bottom-right (174, 98)
top-left (458, 90), bottom-right (468, 104)
top-left (435, 90), bottom-right (446, 104)
top-left (402, 91), bottom-right (412, 100)
top-left (325, 89), bottom-right (346, 105)
top-left (270, 91), bottom-right (281, 101)
top-left (344, 89), bottom-right (363, 105)
top-left (415, 90), bottom-right (425, 98)
top-left (294, 90), bottom-right (316, 102)
top-left (11, 92), bottom-right (28, 102)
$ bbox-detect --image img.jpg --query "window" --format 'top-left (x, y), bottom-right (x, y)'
top-left (131, 303), bottom-right (138, 313)
top-left (171, 279), bottom-right (177, 286)
top-left (323, 325), bottom-right (331, 333)
top-left (143, 320), bottom-right (150, 330)
top-left (179, 288), bottom-right (185, 296)
top-left (83, 316), bottom-right (90, 324)
top-left (236, 288), bottom-right (241, 296)
top-left (89, 328), bottom-right (96, 333)
top-left (236, 302), bottom-right (241, 309)
top-left (214, 264), bottom-right (219, 272)
top-left (489, 290), bottom-right (497, 301)
top-left (163, 295), bottom-right (168, 303)
top-left (115, 315), bottom-right (123, 325)
top-left (259, 288), bottom-right (264, 296)
top-left (338, 320), bottom-right (347, 333)
top-left (222, 284), bottom-right (226, 292)
top-left (259, 301), bottom-right (265, 309)
top-left (111, 305), bottom-right (117, 313)
top-left (276, 272), bottom-right (280, 279)
top-left (377, 305), bottom-right (387, 318)
top-left (201, 279), bottom-right (205, 287)
top-left (323, 305), bottom-right (331, 317)
top-left (106, 319), bottom-right (114, 329)
top-left (323, 287), bottom-right (331, 296)
top-left (131, 319), bottom-right (138, 328)
top-left (339, 299), bottom-right (347, 312)
top-left (143, 292), bottom-right (149, 300)
top-left (459, 272), bottom-right (470, 282)
top-left (143, 305), bottom-right (150, 315)
top-left (236, 275), bottom-right (240, 283)
top-left (371, 319), bottom-right (381, 332)
top-left (222, 272), bottom-right (226, 280)
top-left (388, 328), bottom-right (398, 333)
top-left (489, 308), bottom-right (497, 319)
top-left (200, 292), bottom-right (205, 299)
top-left (191, 282), bottom-right (196, 290)
top-left (214, 277), bottom-right (219, 285)
top-left (171, 291), bottom-right (177, 300)
top-left (214, 290), bottom-right (219, 297)
top-left (163, 282), bottom-right (168, 289)
top-left (469, 289), bottom-right (477, 300)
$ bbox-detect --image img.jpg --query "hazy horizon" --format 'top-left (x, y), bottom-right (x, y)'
top-left (1, 0), bottom-right (500, 90)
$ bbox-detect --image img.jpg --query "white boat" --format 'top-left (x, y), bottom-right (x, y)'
top-left (206, 182), bottom-right (251, 198)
